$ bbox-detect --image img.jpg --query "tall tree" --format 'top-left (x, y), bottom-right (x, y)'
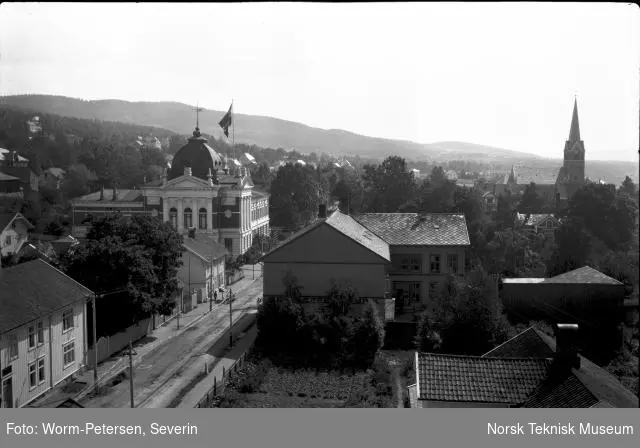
top-left (518, 182), bottom-right (544, 214)
top-left (362, 156), bottom-right (415, 212)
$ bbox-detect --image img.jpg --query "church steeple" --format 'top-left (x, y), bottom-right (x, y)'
top-left (568, 97), bottom-right (580, 143)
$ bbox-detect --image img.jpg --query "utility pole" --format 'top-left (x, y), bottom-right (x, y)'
top-left (228, 288), bottom-right (233, 347)
top-left (177, 288), bottom-right (182, 330)
top-left (123, 340), bottom-right (137, 408)
top-left (92, 294), bottom-right (98, 385)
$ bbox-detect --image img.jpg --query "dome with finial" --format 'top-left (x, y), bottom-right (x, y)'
top-left (168, 127), bottom-right (224, 180)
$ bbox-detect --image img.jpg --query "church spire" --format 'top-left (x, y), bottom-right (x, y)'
top-left (568, 97), bottom-right (581, 142)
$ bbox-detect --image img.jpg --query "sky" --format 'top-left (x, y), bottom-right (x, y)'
top-left (1, 3), bottom-right (638, 161)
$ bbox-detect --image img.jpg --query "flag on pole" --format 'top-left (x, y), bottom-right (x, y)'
top-left (218, 103), bottom-right (233, 137)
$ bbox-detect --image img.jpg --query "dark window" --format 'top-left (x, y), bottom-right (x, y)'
top-left (447, 254), bottom-right (458, 275)
top-left (430, 255), bottom-right (441, 273)
top-left (184, 208), bottom-right (193, 228)
top-left (199, 208), bottom-right (207, 229)
top-left (169, 208), bottom-right (178, 228)
top-left (224, 238), bottom-right (233, 253)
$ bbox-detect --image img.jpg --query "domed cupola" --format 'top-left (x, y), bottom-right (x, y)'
top-left (168, 125), bottom-right (224, 181)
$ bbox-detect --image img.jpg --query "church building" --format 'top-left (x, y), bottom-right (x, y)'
top-left (71, 126), bottom-right (270, 258)
top-left (492, 98), bottom-right (586, 205)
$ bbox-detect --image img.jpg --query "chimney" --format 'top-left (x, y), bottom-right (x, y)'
top-left (184, 166), bottom-right (192, 177)
top-left (554, 323), bottom-right (581, 369)
top-left (318, 204), bottom-right (327, 219)
top-left (100, 185), bottom-right (104, 201)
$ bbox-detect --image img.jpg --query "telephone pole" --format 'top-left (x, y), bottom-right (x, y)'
top-left (92, 294), bottom-right (98, 385)
top-left (123, 340), bottom-right (137, 408)
top-left (228, 288), bottom-right (233, 347)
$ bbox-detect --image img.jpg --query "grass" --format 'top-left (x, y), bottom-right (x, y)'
top-left (210, 355), bottom-right (396, 408)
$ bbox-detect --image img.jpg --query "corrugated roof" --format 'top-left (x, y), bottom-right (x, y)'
top-left (182, 235), bottom-right (228, 261)
top-left (0, 259), bottom-right (93, 334)
top-left (355, 213), bottom-right (470, 246)
top-left (416, 352), bottom-right (550, 404)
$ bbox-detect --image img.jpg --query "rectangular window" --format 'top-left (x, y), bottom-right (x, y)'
top-left (4, 235), bottom-right (11, 246)
top-left (37, 322), bottom-right (44, 345)
top-left (430, 255), bottom-right (441, 273)
top-left (28, 326), bottom-right (36, 349)
top-left (429, 282), bottom-right (440, 298)
top-left (29, 362), bottom-right (37, 388)
top-left (37, 357), bottom-right (46, 384)
top-left (447, 254), bottom-right (459, 275)
top-left (62, 309), bottom-right (74, 332)
top-left (224, 238), bottom-right (233, 253)
top-left (63, 341), bottom-right (75, 367)
top-left (410, 256), bottom-right (422, 272)
top-left (8, 334), bottom-right (18, 359)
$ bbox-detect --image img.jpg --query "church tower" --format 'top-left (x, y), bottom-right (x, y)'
top-left (559, 98), bottom-right (585, 185)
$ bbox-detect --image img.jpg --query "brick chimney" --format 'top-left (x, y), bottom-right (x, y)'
top-left (318, 204), bottom-right (327, 219)
top-left (554, 323), bottom-right (581, 369)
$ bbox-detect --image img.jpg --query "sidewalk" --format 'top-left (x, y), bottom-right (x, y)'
top-left (177, 318), bottom-right (258, 408)
top-left (31, 267), bottom-right (262, 408)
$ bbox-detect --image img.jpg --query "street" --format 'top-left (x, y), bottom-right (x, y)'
top-left (80, 279), bottom-right (263, 408)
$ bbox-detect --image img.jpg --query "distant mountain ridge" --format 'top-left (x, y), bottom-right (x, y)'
top-left (1, 94), bottom-right (543, 161)
top-left (1, 94), bottom-right (637, 183)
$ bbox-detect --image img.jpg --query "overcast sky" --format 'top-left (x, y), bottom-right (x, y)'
top-left (1, 3), bottom-right (638, 161)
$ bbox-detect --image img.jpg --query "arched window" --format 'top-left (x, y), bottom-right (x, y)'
top-left (199, 208), bottom-right (207, 229)
top-left (169, 208), bottom-right (178, 228)
top-left (184, 208), bottom-right (193, 228)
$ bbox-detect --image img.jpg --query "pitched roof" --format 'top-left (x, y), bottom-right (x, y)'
top-left (416, 352), bottom-right (551, 404)
top-left (0, 212), bottom-right (34, 233)
top-left (354, 213), bottom-right (470, 246)
top-left (0, 172), bottom-right (20, 181)
top-left (182, 234), bottom-right (228, 261)
top-left (75, 189), bottom-right (144, 203)
top-left (517, 213), bottom-right (558, 227)
top-left (252, 189), bottom-right (269, 200)
top-left (0, 259), bottom-right (93, 334)
top-left (568, 98), bottom-right (581, 142)
top-left (546, 266), bottom-right (623, 285)
top-left (261, 210), bottom-right (390, 262)
top-left (0, 148), bottom-right (29, 163)
top-left (483, 327), bottom-right (556, 359)
top-left (482, 327), bottom-right (639, 408)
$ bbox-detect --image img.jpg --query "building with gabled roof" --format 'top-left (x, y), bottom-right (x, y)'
top-left (179, 232), bottom-right (228, 308)
top-left (0, 259), bottom-right (92, 408)
top-left (0, 212), bottom-right (34, 257)
top-left (354, 213), bottom-right (470, 313)
top-left (407, 324), bottom-right (638, 408)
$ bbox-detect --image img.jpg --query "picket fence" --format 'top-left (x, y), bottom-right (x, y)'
top-left (194, 351), bottom-right (249, 408)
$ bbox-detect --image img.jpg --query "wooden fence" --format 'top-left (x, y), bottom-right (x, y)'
top-left (194, 351), bottom-right (249, 408)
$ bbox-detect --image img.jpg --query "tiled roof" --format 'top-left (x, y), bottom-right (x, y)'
top-left (354, 213), bottom-right (470, 246)
top-left (483, 327), bottom-right (556, 359)
top-left (0, 259), bottom-right (93, 334)
top-left (416, 352), bottom-right (551, 404)
top-left (483, 327), bottom-right (639, 408)
top-left (325, 211), bottom-right (390, 261)
top-left (261, 210), bottom-right (390, 262)
top-left (182, 235), bottom-right (228, 261)
top-left (546, 266), bottom-right (623, 285)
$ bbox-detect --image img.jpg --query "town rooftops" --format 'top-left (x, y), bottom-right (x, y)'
top-left (415, 352), bottom-right (551, 404)
top-left (502, 266), bottom-right (622, 286)
top-left (0, 172), bottom-right (21, 182)
top-left (517, 213), bottom-right (558, 227)
top-left (0, 259), bottom-right (93, 334)
top-left (261, 210), bottom-right (390, 262)
top-left (354, 213), bottom-right (470, 246)
top-left (182, 234), bottom-right (228, 262)
top-left (483, 327), bottom-right (638, 408)
top-left (0, 148), bottom-right (29, 163)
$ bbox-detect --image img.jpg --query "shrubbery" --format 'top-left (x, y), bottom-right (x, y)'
top-left (254, 281), bottom-right (385, 370)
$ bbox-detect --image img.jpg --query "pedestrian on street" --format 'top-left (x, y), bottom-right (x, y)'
top-left (214, 290), bottom-right (218, 303)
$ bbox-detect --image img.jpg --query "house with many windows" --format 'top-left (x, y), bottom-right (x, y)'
top-left (0, 259), bottom-right (92, 408)
top-left (354, 213), bottom-right (470, 312)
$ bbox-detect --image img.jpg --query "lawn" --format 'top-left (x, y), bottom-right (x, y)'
top-left (211, 356), bottom-right (397, 408)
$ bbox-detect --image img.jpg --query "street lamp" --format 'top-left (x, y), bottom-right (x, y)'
top-left (122, 340), bottom-right (137, 408)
